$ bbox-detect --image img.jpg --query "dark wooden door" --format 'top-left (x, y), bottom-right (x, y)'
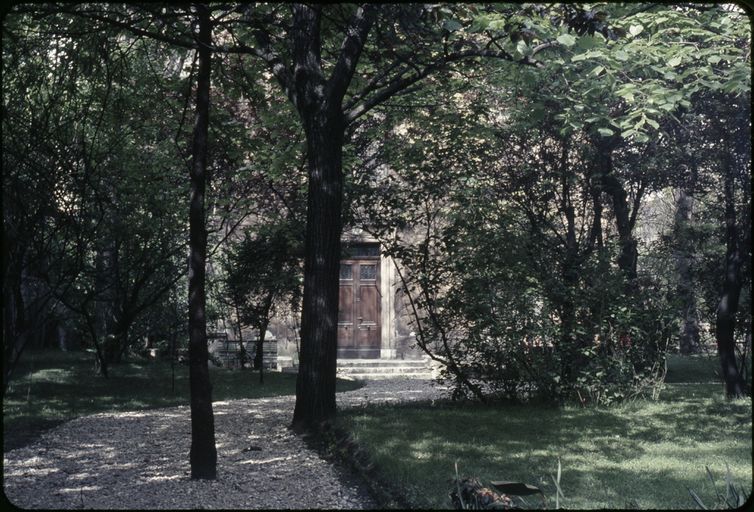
top-left (338, 259), bottom-right (381, 358)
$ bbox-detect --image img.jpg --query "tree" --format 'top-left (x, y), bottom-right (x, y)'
top-left (710, 97), bottom-right (751, 398)
top-left (221, 220), bottom-right (303, 383)
top-left (244, 2), bottom-right (604, 429)
top-left (347, 3), bottom-right (750, 403)
top-left (669, 124), bottom-right (702, 355)
top-left (3, 2), bottom-right (250, 478)
top-left (186, 4), bottom-right (217, 479)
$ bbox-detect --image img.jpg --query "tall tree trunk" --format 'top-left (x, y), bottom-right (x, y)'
top-left (253, 292), bottom-right (275, 384)
top-left (255, 3), bottom-right (374, 430)
top-left (256, 316), bottom-right (270, 385)
top-left (715, 160), bottom-right (747, 398)
top-left (187, 3), bottom-right (217, 480)
top-left (597, 145), bottom-right (638, 288)
top-left (586, 167), bottom-right (608, 336)
top-left (234, 302), bottom-right (247, 370)
top-left (94, 241), bottom-right (116, 374)
top-left (292, 111), bottom-right (344, 431)
top-left (558, 147), bottom-right (581, 378)
top-left (3, 263), bottom-right (28, 394)
top-left (673, 184), bottom-right (700, 355)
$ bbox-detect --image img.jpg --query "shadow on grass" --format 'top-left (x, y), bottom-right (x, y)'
top-left (339, 383), bottom-right (752, 509)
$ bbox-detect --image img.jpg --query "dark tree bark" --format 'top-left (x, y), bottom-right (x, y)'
top-left (673, 181), bottom-right (700, 355)
top-left (255, 315), bottom-right (269, 385)
top-left (553, 142), bottom-right (583, 379)
top-left (94, 241), bottom-right (117, 373)
top-left (234, 303), bottom-right (248, 370)
top-left (3, 261), bottom-right (28, 394)
top-left (292, 109), bottom-right (346, 429)
top-left (715, 157), bottom-right (748, 398)
top-left (187, 3), bottom-right (217, 480)
top-left (253, 292), bottom-right (274, 385)
top-left (262, 4), bottom-right (376, 431)
top-left (595, 140), bottom-right (638, 289)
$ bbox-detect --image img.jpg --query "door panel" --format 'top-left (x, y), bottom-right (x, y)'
top-left (338, 284), bottom-right (354, 348)
top-left (337, 256), bottom-right (381, 358)
top-left (356, 285), bottom-right (380, 348)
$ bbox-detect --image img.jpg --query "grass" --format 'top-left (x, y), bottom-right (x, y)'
top-left (4, 349), bottom-right (362, 451)
top-left (664, 352), bottom-right (722, 383)
top-left (338, 354), bottom-right (752, 509)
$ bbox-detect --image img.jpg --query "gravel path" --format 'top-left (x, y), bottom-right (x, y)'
top-left (3, 379), bottom-right (449, 509)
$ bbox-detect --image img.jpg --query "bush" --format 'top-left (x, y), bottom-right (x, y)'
top-left (382, 200), bottom-right (672, 406)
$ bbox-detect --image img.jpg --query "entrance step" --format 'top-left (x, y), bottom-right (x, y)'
top-left (336, 358), bottom-right (434, 380)
top-left (281, 358), bottom-right (436, 380)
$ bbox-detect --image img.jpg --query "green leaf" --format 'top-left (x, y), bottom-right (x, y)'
top-left (572, 49), bottom-right (603, 62)
top-left (576, 35), bottom-right (599, 50)
top-left (597, 127), bottom-right (614, 137)
top-left (667, 56), bottom-right (682, 67)
top-left (621, 128), bottom-right (638, 138)
top-left (629, 24), bottom-right (644, 37)
top-left (516, 40), bottom-right (531, 56)
top-left (645, 118), bottom-right (660, 129)
top-left (590, 65), bottom-right (605, 77)
top-left (557, 33), bottom-right (577, 47)
top-left (616, 86), bottom-right (636, 102)
top-left (614, 50), bottom-right (629, 61)
top-left (443, 19), bottom-right (462, 32)
top-left (707, 55), bottom-right (722, 64)
top-left (471, 15), bottom-right (491, 32)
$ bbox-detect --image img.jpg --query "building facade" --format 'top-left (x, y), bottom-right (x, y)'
top-left (268, 233), bottom-right (423, 367)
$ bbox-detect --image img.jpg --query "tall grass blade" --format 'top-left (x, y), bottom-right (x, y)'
top-left (557, 456), bottom-right (561, 486)
top-left (550, 473), bottom-right (564, 509)
top-left (550, 474), bottom-right (565, 499)
top-left (454, 461), bottom-right (465, 510)
top-left (705, 465), bottom-right (722, 501)
top-left (722, 462), bottom-right (743, 508)
top-left (688, 488), bottom-right (708, 510)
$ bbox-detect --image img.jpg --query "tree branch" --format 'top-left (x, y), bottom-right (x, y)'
top-left (344, 47), bottom-right (537, 124)
top-left (63, 8), bottom-right (197, 49)
top-left (326, 4), bottom-right (378, 105)
top-left (246, 24), bottom-right (298, 109)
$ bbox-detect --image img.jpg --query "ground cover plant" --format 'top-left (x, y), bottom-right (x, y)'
top-left (338, 354), bottom-right (752, 509)
top-left (3, 349), bottom-right (362, 452)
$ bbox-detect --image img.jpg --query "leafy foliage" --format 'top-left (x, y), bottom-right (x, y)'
top-left (348, 3), bottom-right (748, 404)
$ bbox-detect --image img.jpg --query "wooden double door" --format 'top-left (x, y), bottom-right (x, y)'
top-left (338, 258), bottom-right (381, 358)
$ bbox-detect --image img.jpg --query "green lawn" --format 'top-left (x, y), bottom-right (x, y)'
top-left (4, 349), bottom-right (362, 451)
top-left (339, 354), bottom-right (752, 509)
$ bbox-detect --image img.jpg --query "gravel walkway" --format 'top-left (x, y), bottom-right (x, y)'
top-left (3, 379), bottom-right (449, 509)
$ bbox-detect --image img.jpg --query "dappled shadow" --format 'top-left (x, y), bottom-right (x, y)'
top-left (4, 395), bottom-right (375, 509)
top-left (338, 385), bottom-right (752, 508)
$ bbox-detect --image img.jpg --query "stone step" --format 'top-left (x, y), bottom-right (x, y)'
top-left (339, 372), bottom-right (434, 381)
top-left (282, 358), bottom-right (436, 380)
top-left (337, 365), bottom-right (428, 374)
top-left (336, 359), bottom-right (428, 367)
